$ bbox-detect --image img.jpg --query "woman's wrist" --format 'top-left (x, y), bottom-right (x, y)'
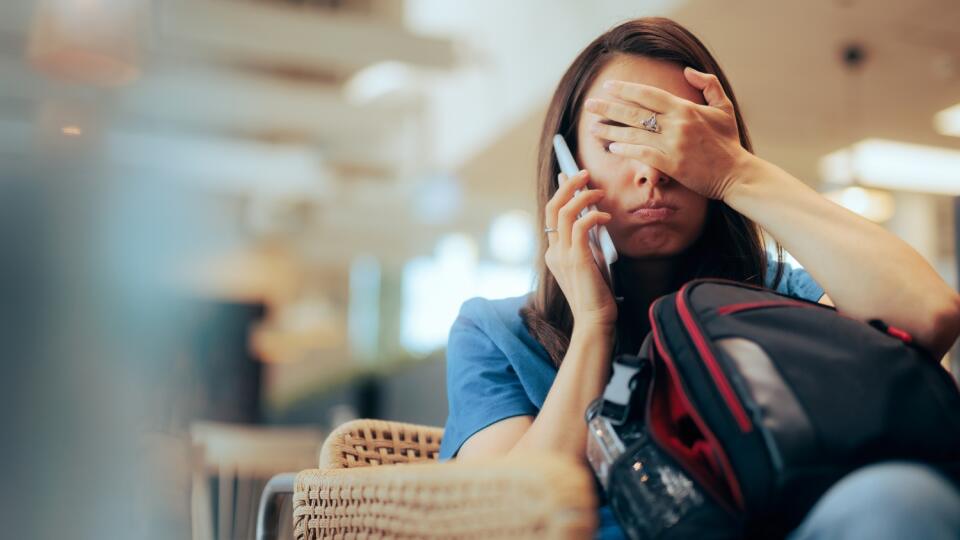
top-left (572, 321), bottom-right (616, 341)
top-left (722, 151), bottom-right (778, 208)
top-left (570, 323), bottom-right (617, 363)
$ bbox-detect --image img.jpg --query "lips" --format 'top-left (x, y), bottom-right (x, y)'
top-left (633, 207), bottom-right (675, 221)
top-left (629, 201), bottom-right (677, 223)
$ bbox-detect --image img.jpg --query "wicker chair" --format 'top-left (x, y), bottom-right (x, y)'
top-left (256, 419), bottom-right (598, 539)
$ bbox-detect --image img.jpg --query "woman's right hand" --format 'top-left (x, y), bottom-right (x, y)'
top-left (544, 169), bottom-right (618, 329)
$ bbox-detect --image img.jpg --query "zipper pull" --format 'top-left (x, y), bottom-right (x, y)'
top-left (868, 319), bottom-right (914, 344)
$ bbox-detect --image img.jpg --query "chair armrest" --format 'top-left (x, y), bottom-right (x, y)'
top-left (256, 473), bottom-right (296, 540)
top-left (319, 418), bottom-right (443, 469)
top-left (294, 454), bottom-right (597, 539)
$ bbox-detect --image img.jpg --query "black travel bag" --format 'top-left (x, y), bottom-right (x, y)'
top-left (585, 278), bottom-right (960, 539)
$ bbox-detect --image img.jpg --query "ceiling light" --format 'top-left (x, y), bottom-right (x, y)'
top-left (934, 104), bottom-right (960, 137)
top-left (819, 138), bottom-right (960, 195)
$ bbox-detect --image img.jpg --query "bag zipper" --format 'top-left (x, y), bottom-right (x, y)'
top-left (716, 299), bottom-right (814, 316)
top-left (719, 297), bottom-right (921, 350)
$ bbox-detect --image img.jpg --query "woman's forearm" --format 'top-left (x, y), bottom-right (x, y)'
top-left (725, 154), bottom-right (960, 359)
top-left (509, 324), bottom-right (615, 459)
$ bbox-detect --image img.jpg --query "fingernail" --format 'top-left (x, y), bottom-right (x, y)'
top-left (603, 81), bottom-right (615, 90)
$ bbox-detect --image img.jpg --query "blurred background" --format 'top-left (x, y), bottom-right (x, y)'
top-left (1, 0), bottom-right (958, 538)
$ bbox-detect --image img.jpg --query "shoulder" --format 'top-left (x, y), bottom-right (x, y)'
top-left (458, 294), bottom-right (530, 328)
top-left (763, 259), bottom-right (824, 302)
top-left (440, 294), bottom-right (544, 460)
top-left (445, 292), bottom-right (554, 402)
top-left (452, 294), bottom-right (538, 350)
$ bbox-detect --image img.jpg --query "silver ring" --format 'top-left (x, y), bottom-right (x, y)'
top-left (641, 112), bottom-right (661, 133)
top-left (543, 226), bottom-right (558, 234)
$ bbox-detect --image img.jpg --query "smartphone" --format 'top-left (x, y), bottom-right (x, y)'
top-left (553, 134), bottom-right (619, 297)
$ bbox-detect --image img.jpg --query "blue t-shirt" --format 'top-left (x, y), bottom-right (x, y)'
top-left (438, 263), bottom-right (824, 539)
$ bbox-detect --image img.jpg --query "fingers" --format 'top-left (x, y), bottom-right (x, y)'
top-left (608, 143), bottom-right (674, 174)
top-left (601, 79), bottom-right (680, 114)
top-left (571, 209), bottom-right (612, 256)
top-left (545, 169), bottom-right (590, 230)
top-left (584, 98), bottom-right (659, 131)
top-left (589, 121), bottom-right (664, 152)
top-left (557, 188), bottom-right (606, 248)
top-left (683, 67), bottom-right (734, 115)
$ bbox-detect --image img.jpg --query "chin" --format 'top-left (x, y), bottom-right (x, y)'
top-left (619, 243), bottom-right (690, 259)
top-left (616, 227), bottom-right (696, 258)
top-left (621, 246), bottom-right (686, 259)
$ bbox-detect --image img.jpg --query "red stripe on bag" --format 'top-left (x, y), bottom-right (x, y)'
top-left (677, 284), bottom-right (753, 433)
top-left (650, 299), bottom-right (745, 511)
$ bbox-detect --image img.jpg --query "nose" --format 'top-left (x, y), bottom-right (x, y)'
top-left (632, 162), bottom-right (670, 189)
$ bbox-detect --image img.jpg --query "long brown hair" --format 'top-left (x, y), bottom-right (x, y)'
top-left (520, 17), bottom-right (783, 367)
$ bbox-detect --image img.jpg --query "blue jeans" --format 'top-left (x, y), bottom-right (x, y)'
top-left (596, 462), bottom-right (960, 539)
top-left (788, 462), bottom-right (960, 539)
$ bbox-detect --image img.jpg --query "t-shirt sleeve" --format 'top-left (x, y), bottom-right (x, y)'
top-left (765, 260), bottom-right (825, 302)
top-left (438, 298), bottom-right (538, 461)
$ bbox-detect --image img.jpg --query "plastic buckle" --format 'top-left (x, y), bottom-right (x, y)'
top-left (600, 354), bottom-right (648, 426)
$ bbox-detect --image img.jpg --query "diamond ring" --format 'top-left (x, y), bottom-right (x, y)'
top-left (641, 112), bottom-right (660, 133)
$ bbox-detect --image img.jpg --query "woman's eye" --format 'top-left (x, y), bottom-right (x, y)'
top-left (601, 140), bottom-right (613, 153)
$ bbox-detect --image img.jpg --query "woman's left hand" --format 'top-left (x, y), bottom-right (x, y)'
top-left (585, 67), bottom-right (753, 201)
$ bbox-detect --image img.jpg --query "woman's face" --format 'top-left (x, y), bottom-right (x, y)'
top-left (575, 54), bottom-right (710, 258)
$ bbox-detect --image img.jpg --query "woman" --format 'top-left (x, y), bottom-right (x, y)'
top-left (439, 17), bottom-right (960, 539)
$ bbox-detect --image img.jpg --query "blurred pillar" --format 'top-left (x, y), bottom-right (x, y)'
top-left (355, 376), bottom-right (383, 419)
top-left (377, 262), bottom-right (405, 361)
top-left (348, 254), bottom-right (382, 364)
